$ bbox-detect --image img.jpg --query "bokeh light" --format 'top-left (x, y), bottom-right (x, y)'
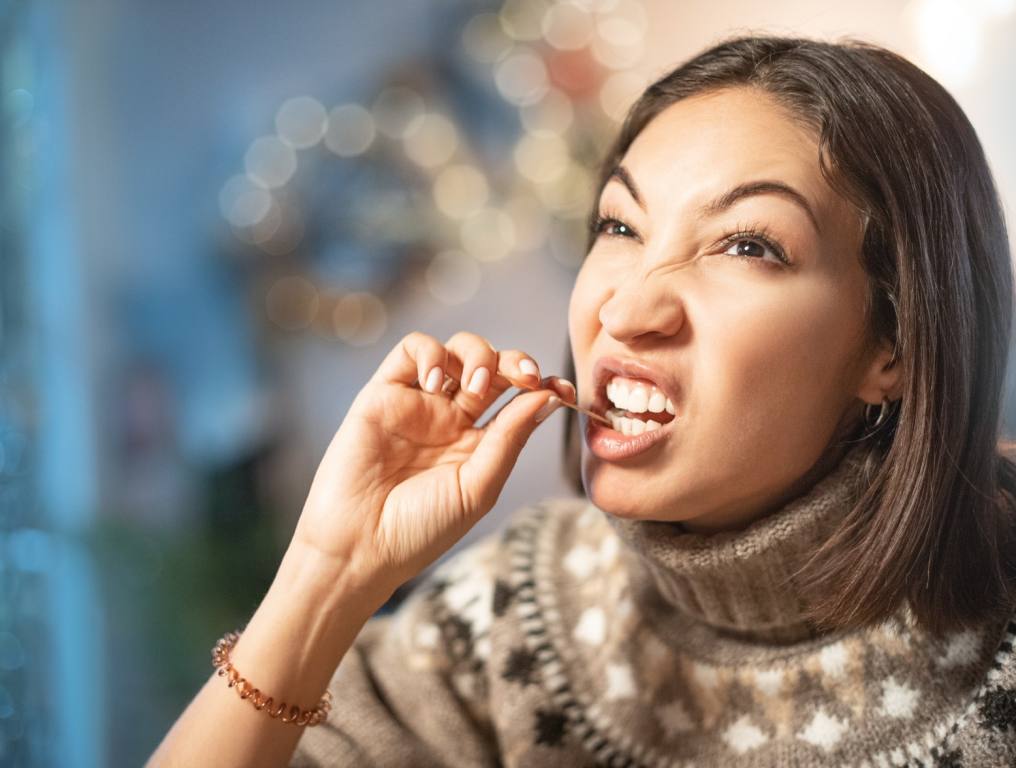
top-left (244, 136), bottom-right (297, 188)
top-left (219, 174), bottom-right (272, 227)
top-left (402, 112), bottom-right (459, 168)
top-left (599, 70), bottom-right (643, 122)
top-left (460, 208), bottom-right (517, 261)
top-left (534, 163), bottom-right (595, 219)
top-left (257, 201), bottom-right (305, 256)
top-left (324, 103), bottom-right (377, 157)
top-left (513, 131), bottom-right (570, 184)
top-left (520, 87), bottom-right (574, 134)
top-left (590, 1), bottom-right (646, 70)
top-left (332, 291), bottom-right (387, 345)
top-left (573, 0), bottom-right (622, 10)
top-left (275, 96), bottom-right (328, 149)
top-left (498, 0), bottom-right (549, 41)
top-left (495, 48), bottom-right (550, 105)
top-left (542, 3), bottom-right (595, 50)
top-left (462, 12), bottom-right (514, 63)
top-left (432, 164), bottom-right (490, 218)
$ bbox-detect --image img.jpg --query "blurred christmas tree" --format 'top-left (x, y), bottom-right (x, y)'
top-left (218, 0), bottom-right (649, 346)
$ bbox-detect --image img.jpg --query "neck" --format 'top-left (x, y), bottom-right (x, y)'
top-left (603, 442), bottom-right (871, 643)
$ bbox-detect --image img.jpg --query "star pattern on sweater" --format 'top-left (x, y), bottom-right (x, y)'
top-left (533, 707), bottom-right (569, 748)
top-left (438, 613), bottom-right (474, 661)
top-left (414, 622), bottom-right (440, 650)
top-left (879, 676), bottom-right (920, 719)
top-left (442, 572), bottom-right (494, 636)
top-left (754, 667), bottom-right (784, 697)
top-left (564, 544), bottom-right (599, 579)
top-left (936, 629), bottom-right (981, 669)
top-left (501, 646), bottom-right (540, 687)
top-left (604, 662), bottom-right (636, 701)
top-left (428, 499), bottom-right (1016, 768)
top-left (979, 685), bottom-right (1016, 730)
top-left (691, 661), bottom-right (721, 690)
top-left (818, 641), bottom-right (849, 678)
top-left (657, 698), bottom-right (696, 737)
top-left (573, 606), bottom-right (606, 646)
top-left (722, 714), bottom-right (769, 754)
top-left (797, 708), bottom-right (848, 752)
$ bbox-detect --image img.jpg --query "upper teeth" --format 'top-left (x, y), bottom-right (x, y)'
top-left (606, 376), bottom-right (676, 415)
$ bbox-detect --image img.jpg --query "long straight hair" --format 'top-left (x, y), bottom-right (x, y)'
top-left (562, 35), bottom-right (1016, 635)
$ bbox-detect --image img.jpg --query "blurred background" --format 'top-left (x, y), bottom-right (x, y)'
top-left (1, 0), bottom-right (1015, 765)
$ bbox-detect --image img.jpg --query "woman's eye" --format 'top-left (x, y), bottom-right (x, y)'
top-left (722, 236), bottom-right (787, 265)
top-left (594, 217), bottom-right (636, 239)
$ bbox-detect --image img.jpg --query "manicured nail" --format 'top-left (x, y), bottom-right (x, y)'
top-left (519, 359), bottom-right (539, 379)
top-left (557, 378), bottom-right (577, 401)
top-left (424, 366), bottom-right (443, 393)
top-left (467, 366), bottom-right (490, 396)
top-left (534, 396), bottom-right (561, 423)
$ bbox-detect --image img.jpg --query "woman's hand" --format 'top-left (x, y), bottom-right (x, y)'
top-left (290, 331), bottom-right (575, 594)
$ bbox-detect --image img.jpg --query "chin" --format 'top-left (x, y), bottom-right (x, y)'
top-left (581, 460), bottom-right (674, 521)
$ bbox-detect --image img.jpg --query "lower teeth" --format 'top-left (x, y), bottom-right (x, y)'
top-left (606, 408), bottom-right (671, 436)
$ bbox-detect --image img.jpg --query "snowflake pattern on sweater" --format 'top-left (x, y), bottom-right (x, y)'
top-left (292, 498), bottom-right (1016, 768)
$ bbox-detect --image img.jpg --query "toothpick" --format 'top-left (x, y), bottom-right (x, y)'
top-left (558, 398), bottom-right (612, 425)
top-left (510, 377), bottom-right (611, 426)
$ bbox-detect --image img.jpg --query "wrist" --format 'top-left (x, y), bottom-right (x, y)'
top-left (225, 541), bottom-right (393, 701)
top-left (271, 539), bottom-right (396, 627)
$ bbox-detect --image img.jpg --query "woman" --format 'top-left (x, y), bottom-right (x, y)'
top-left (150, 35), bottom-right (1016, 766)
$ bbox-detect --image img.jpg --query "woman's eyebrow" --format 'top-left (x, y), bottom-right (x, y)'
top-left (606, 164), bottom-right (822, 235)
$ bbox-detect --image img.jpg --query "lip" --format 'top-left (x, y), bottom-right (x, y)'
top-left (591, 355), bottom-right (681, 411)
top-left (582, 355), bottom-right (682, 461)
top-left (584, 414), bottom-right (674, 460)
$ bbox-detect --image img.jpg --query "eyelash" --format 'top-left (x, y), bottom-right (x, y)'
top-left (589, 210), bottom-right (791, 266)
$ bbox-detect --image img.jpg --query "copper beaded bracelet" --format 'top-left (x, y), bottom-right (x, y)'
top-left (211, 630), bottom-right (333, 727)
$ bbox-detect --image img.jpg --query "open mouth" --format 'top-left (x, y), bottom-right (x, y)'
top-left (584, 360), bottom-right (682, 460)
top-left (594, 375), bottom-right (678, 436)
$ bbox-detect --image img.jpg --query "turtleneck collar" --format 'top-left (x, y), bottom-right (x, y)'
top-left (603, 444), bottom-right (872, 644)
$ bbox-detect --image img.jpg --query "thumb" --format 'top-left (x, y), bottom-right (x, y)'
top-left (458, 389), bottom-right (563, 511)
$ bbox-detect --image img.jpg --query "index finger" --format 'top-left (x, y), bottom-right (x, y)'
top-left (371, 331), bottom-right (459, 391)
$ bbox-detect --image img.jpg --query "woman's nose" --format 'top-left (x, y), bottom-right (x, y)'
top-left (597, 278), bottom-right (685, 344)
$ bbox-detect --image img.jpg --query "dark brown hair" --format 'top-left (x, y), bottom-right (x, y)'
top-left (562, 35), bottom-right (1016, 635)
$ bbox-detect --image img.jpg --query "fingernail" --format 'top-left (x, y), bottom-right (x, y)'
top-left (519, 359), bottom-right (539, 379)
top-left (424, 366), bottom-right (443, 393)
top-left (558, 378), bottom-right (577, 401)
top-left (534, 396), bottom-right (561, 423)
top-left (467, 366), bottom-right (490, 396)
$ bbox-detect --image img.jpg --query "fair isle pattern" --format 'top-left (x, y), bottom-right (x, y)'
top-left (293, 493), bottom-right (1016, 767)
top-left (508, 505), bottom-right (658, 768)
top-left (925, 619), bottom-right (1016, 766)
top-left (507, 500), bottom-right (1016, 767)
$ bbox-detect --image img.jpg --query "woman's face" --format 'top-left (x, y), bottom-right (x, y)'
top-left (568, 87), bottom-right (898, 532)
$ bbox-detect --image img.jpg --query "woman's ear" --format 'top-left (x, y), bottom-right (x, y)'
top-left (855, 340), bottom-right (903, 405)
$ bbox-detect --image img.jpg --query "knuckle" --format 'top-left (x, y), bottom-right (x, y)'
top-left (403, 331), bottom-right (441, 357)
top-left (449, 332), bottom-right (497, 364)
top-left (498, 348), bottom-right (525, 362)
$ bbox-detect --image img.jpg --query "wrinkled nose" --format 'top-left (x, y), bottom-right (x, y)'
top-left (598, 277), bottom-right (685, 344)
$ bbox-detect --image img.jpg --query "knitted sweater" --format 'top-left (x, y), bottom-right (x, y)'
top-left (291, 447), bottom-right (1016, 767)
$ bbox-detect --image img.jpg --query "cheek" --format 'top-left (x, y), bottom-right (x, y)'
top-left (704, 293), bottom-right (858, 434)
